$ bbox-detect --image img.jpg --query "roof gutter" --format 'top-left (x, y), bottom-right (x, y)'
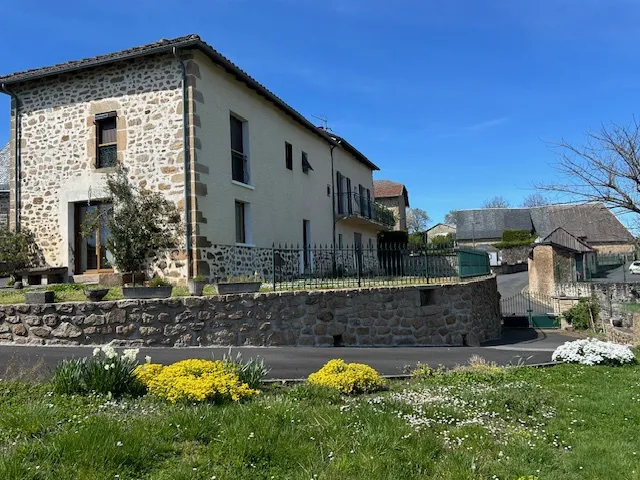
top-left (172, 47), bottom-right (192, 280)
top-left (0, 83), bottom-right (20, 231)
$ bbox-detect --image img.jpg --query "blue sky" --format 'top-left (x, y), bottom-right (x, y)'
top-left (1, 0), bottom-right (639, 225)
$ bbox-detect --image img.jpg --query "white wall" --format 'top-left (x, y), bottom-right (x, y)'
top-left (193, 51), bottom-right (379, 249)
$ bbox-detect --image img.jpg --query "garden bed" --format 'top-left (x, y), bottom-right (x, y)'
top-left (1, 359), bottom-right (639, 479)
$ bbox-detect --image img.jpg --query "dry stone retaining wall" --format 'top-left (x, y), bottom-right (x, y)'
top-left (0, 276), bottom-right (500, 347)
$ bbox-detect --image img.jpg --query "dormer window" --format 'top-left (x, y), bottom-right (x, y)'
top-left (96, 112), bottom-right (117, 169)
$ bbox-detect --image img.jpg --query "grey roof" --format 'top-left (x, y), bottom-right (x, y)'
top-left (0, 35), bottom-right (378, 171)
top-left (456, 208), bottom-right (533, 240)
top-left (457, 203), bottom-right (635, 244)
top-left (0, 142), bottom-right (9, 192)
top-left (537, 227), bottom-right (593, 253)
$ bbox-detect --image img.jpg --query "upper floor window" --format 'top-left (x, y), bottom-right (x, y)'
top-left (96, 112), bottom-right (117, 169)
top-left (285, 142), bottom-right (293, 170)
top-left (230, 115), bottom-right (250, 184)
top-left (301, 151), bottom-right (313, 173)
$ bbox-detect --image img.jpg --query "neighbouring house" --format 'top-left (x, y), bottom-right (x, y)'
top-left (0, 34), bottom-right (394, 284)
top-left (528, 227), bottom-right (596, 297)
top-left (457, 203), bottom-right (635, 255)
top-left (373, 180), bottom-right (409, 231)
top-left (426, 223), bottom-right (456, 240)
top-left (0, 143), bottom-right (9, 228)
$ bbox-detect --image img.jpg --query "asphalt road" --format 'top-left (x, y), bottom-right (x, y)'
top-left (496, 271), bottom-right (529, 298)
top-left (0, 330), bottom-right (572, 380)
top-left (592, 262), bottom-right (640, 283)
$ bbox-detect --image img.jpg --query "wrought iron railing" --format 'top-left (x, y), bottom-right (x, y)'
top-left (336, 192), bottom-right (395, 228)
top-left (231, 150), bottom-right (250, 184)
top-left (97, 144), bottom-right (117, 168)
top-left (207, 243), bottom-right (490, 291)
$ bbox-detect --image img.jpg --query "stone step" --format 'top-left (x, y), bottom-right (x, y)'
top-left (71, 274), bottom-right (100, 285)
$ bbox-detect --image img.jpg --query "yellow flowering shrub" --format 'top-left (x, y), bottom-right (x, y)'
top-left (135, 359), bottom-right (259, 403)
top-left (308, 359), bottom-right (385, 394)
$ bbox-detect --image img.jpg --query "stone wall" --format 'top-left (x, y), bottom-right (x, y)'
top-left (0, 276), bottom-right (501, 347)
top-left (500, 245), bottom-right (530, 266)
top-left (0, 193), bottom-right (8, 229)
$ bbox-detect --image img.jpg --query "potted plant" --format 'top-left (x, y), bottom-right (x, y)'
top-left (81, 166), bottom-right (182, 300)
top-left (215, 273), bottom-right (263, 295)
top-left (84, 287), bottom-right (110, 302)
top-left (188, 275), bottom-right (207, 296)
top-left (123, 276), bottom-right (172, 299)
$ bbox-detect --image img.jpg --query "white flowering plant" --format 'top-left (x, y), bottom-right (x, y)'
top-left (552, 338), bottom-right (637, 366)
top-left (53, 343), bottom-right (145, 397)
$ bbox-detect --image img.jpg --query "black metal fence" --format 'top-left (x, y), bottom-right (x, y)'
top-left (209, 243), bottom-right (491, 291)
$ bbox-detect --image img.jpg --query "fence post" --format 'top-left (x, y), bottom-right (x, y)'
top-left (271, 244), bottom-right (276, 292)
top-left (424, 246), bottom-right (429, 282)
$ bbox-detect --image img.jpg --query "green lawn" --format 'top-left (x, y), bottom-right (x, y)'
top-left (1, 364), bottom-right (639, 479)
top-left (623, 303), bottom-right (640, 314)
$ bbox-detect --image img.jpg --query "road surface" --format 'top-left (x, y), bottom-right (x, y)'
top-left (496, 271), bottom-right (529, 298)
top-left (0, 330), bottom-right (572, 380)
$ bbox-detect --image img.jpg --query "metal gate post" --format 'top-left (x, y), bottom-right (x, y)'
top-left (527, 291), bottom-right (533, 327)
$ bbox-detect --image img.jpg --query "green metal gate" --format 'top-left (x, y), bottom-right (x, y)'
top-left (500, 291), bottom-right (560, 329)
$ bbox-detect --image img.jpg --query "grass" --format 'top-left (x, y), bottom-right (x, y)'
top-left (623, 303), bottom-right (640, 314)
top-left (0, 364), bottom-right (639, 479)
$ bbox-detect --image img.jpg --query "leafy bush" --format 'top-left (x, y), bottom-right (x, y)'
top-left (562, 296), bottom-right (599, 330)
top-left (135, 359), bottom-right (259, 403)
top-left (53, 345), bottom-right (144, 397)
top-left (221, 349), bottom-right (271, 390)
top-left (502, 229), bottom-right (533, 242)
top-left (552, 338), bottom-right (636, 366)
top-left (192, 275), bottom-right (206, 282)
top-left (0, 229), bottom-right (43, 278)
top-left (149, 276), bottom-right (172, 287)
top-left (308, 359), bottom-right (385, 394)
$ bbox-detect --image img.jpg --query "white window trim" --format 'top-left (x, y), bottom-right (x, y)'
top-left (231, 180), bottom-right (255, 190)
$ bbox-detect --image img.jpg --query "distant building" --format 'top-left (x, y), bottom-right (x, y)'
top-left (426, 223), bottom-right (456, 239)
top-left (0, 143), bottom-right (8, 228)
top-left (373, 180), bottom-right (409, 231)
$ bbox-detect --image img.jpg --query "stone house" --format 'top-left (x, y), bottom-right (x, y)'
top-left (0, 35), bottom-right (394, 284)
top-left (528, 227), bottom-right (596, 297)
top-left (0, 143), bottom-right (8, 228)
top-left (456, 203), bottom-right (635, 255)
top-left (426, 223), bottom-right (456, 240)
top-left (373, 180), bottom-right (409, 230)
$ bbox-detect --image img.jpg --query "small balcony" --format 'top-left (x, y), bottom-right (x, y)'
top-left (335, 192), bottom-right (395, 229)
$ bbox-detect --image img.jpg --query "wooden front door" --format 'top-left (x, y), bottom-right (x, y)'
top-left (75, 202), bottom-right (113, 274)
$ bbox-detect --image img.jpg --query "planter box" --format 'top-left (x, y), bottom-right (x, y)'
top-left (25, 291), bottom-right (55, 304)
top-left (84, 288), bottom-right (109, 302)
top-left (188, 280), bottom-right (207, 296)
top-left (122, 286), bottom-right (172, 299)
top-left (215, 282), bottom-right (261, 295)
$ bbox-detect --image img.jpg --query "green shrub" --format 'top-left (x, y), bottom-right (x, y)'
top-left (502, 229), bottom-right (534, 242)
top-left (0, 229), bottom-right (42, 278)
top-left (562, 296), bottom-right (600, 330)
top-left (192, 275), bottom-right (206, 282)
top-left (149, 276), bottom-right (172, 287)
top-left (53, 345), bottom-right (144, 397)
top-left (221, 349), bottom-right (271, 390)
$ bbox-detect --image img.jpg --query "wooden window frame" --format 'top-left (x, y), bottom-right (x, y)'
top-left (95, 111), bottom-right (118, 169)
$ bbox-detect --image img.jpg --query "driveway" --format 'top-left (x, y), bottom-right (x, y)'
top-left (591, 262), bottom-right (640, 283)
top-left (496, 271), bottom-right (528, 298)
top-left (0, 330), bottom-right (573, 380)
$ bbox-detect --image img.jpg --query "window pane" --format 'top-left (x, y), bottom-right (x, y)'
top-left (230, 116), bottom-right (244, 152)
top-left (285, 142), bottom-right (292, 170)
top-left (98, 144), bottom-right (117, 168)
top-left (235, 202), bottom-right (245, 243)
top-left (98, 117), bottom-right (116, 145)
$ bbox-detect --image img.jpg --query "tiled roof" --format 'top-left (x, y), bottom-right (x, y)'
top-left (373, 180), bottom-right (409, 207)
top-left (0, 142), bottom-right (9, 192)
top-left (457, 203), bottom-right (635, 244)
top-left (0, 35), bottom-right (377, 171)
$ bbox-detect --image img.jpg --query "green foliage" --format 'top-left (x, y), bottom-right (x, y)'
top-left (0, 229), bottom-right (42, 277)
top-left (82, 166), bottom-right (182, 285)
top-left (430, 233), bottom-right (455, 247)
top-left (191, 275), bottom-right (206, 282)
top-left (408, 232), bottom-right (426, 248)
top-left (53, 346), bottom-right (144, 398)
top-left (149, 276), bottom-right (172, 287)
top-left (494, 229), bottom-right (536, 248)
top-left (562, 296), bottom-right (600, 330)
top-left (221, 349), bottom-right (271, 390)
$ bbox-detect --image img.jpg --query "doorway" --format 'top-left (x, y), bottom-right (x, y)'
top-left (74, 202), bottom-right (113, 274)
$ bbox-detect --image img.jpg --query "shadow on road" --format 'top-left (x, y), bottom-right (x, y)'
top-left (481, 327), bottom-right (544, 347)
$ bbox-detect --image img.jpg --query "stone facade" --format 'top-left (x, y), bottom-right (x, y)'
top-left (0, 276), bottom-right (501, 347)
top-left (11, 54), bottom-right (187, 279)
top-left (0, 193), bottom-right (8, 229)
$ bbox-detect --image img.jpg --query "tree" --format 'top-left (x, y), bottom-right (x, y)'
top-left (482, 196), bottom-right (511, 208)
top-left (444, 210), bottom-right (459, 226)
top-left (83, 166), bottom-right (182, 285)
top-left (0, 229), bottom-right (42, 279)
top-left (521, 193), bottom-right (549, 207)
top-left (406, 208), bottom-right (430, 234)
top-left (539, 120), bottom-right (640, 216)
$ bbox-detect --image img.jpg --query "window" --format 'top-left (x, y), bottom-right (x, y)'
top-left (366, 188), bottom-right (372, 218)
top-left (327, 184), bottom-right (331, 196)
top-left (301, 151), bottom-right (313, 173)
top-left (235, 201), bottom-right (246, 244)
top-left (359, 184), bottom-right (366, 215)
top-left (285, 142), bottom-right (293, 170)
top-left (230, 115), bottom-right (249, 184)
top-left (96, 112), bottom-right (117, 169)
top-left (336, 171), bottom-right (344, 214)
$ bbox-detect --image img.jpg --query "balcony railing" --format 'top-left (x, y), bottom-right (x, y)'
top-left (231, 150), bottom-right (250, 184)
top-left (336, 192), bottom-right (395, 228)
